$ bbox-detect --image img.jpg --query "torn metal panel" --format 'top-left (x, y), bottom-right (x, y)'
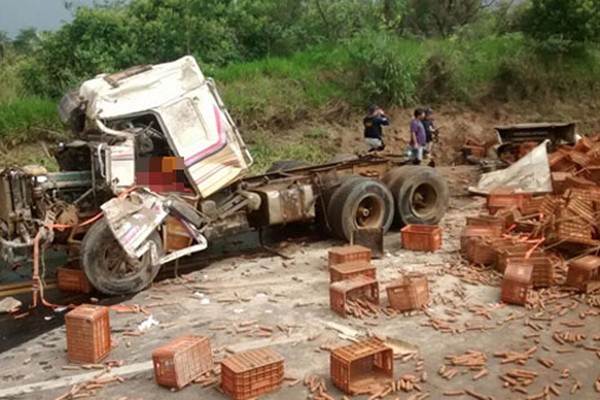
top-left (101, 191), bottom-right (168, 258)
top-left (469, 140), bottom-right (553, 195)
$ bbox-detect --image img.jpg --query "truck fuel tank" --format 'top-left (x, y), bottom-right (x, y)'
top-left (250, 184), bottom-right (316, 226)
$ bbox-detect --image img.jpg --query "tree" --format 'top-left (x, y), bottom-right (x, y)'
top-left (12, 28), bottom-right (39, 54)
top-left (521, 0), bottom-right (600, 52)
top-left (407, 0), bottom-right (497, 37)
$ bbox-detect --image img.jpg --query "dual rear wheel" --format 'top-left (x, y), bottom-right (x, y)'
top-left (325, 166), bottom-right (449, 241)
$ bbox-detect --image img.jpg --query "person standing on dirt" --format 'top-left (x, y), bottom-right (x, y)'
top-left (410, 108), bottom-right (426, 163)
top-left (422, 107), bottom-right (438, 157)
top-left (363, 104), bottom-right (390, 152)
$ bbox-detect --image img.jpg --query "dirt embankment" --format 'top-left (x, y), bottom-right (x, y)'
top-left (296, 101), bottom-right (600, 166)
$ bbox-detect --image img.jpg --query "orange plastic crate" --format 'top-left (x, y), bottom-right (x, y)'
top-left (501, 262), bottom-right (532, 306)
top-left (330, 277), bottom-right (379, 317)
top-left (386, 273), bottom-right (429, 311)
top-left (221, 348), bottom-right (284, 400)
top-left (330, 338), bottom-right (393, 395)
top-left (401, 225), bottom-right (442, 251)
top-left (65, 304), bottom-right (111, 364)
top-left (566, 256), bottom-right (600, 292)
top-left (57, 267), bottom-right (92, 294)
top-left (152, 336), bottom-right (213, 389)
top-left (329, 261), bottom-right (376, 283)
top-left (328, 245), bottom-right (371, 266)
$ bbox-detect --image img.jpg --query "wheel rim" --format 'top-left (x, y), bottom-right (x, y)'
top-left (353, 194), bottom-right (384, 228)
top-left (410, 183), bottom-right (438, 219)
top-left (101, 238), bottom-right (149, 279)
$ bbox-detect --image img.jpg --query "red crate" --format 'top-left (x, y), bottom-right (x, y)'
top-left (566, 256), bottom-right (600, 292)
top-left (495, 246), bottom-right (539, 273)
top-left (330, 261), bottom-right (376, 283)
top-left (65, 304), bottom-right (111, 364)
top-left (549, 151), bottom-right (576, 173)
top-left (386, 273), bottom-right (429, 311)
top-left (504, 255), bottom-right (555, 288)
top-left (551, 172), bottom-right (572, 194)
top-left (401, 225), bottom-right (442, 252)
top-left (501, 262), bottom-right (533, 306)
top-left (521, 196), bottom-right (548, 216)
top-left (57, 266), bottom-right (92, 294)
top-left (460, 225), bottom-right (503, 255)
top-left (221, 348), bottom-right (284, 400)
top-left (152, 336), bottom-right (213, 389)
top-left (330, 277), bottom-right (379, 317)
top-left (328, 245), bottom-right (372, 266)
top-left (487, 189), bottom-right (532, 214)
top-left (466, 215), bottom-right (505, 230)
top-left (464, 237), bottom-right (510, 266)
top-left (330, 338), bottom-right (393, 395)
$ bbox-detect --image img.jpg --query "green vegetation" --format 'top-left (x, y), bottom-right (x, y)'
top-left (1, 0), bottom-right (600, 171)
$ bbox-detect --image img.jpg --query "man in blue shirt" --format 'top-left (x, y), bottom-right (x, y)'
top-left (363, 104), bottom-right (390, 152)
top-left (410, 108), bottom-right (426, 163)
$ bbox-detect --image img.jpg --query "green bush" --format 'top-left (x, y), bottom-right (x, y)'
top-left (0, 98), bottom-right (66, 146)
top-left (347, 32), bottom-right (424, 107)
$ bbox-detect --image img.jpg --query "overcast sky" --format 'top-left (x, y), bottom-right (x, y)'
top-left (0, 0), bottom-right (96, 38)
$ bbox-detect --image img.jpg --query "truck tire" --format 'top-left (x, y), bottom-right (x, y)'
top-left (383, 166), bottom-right (449, 226)
top-left (326, 177), bottom-right (394, 241)
top-left (266, 160), bottom-right (310, 173)
top-left (80, 219), bottom-right (163, 295)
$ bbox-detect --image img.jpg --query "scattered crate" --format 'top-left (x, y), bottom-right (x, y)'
top-left (501, 262), bottom-right (533, 306)
top-left (329, 261), bottom-right (376, 283)
top-left (328, 245), bottom-right (372, 267)
top-left (566, 255), bottom-right (600, 292)
top-left (460, 225), bottom-right (503, 254)
top-left (401, 225), bottom-right (442, 252)
top-left (466, 214), bottom-right (505, 230)
top-left (330, 277), bottom-right (379, 317)
top-left (221, 348), bottom-right (284, 400)
top-left (57, 266), bottom-right (92, 294)
top-left (65, 304), bottom-right (111, 364)
top-left (551, 172), bottom-right (572, 194)
top-left (487, 188), bottom-right (531, 214)
top-left (330, 338), bottom-right (393, 395)
top-left (503, 255), bottom-right (555, 288)
top-left (152, 336), bottom-right (213, 389)
top-left (386, 273), bottom-right (429, 311)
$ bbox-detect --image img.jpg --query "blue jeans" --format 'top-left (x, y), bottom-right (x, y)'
top-left (410, 145), bottom-right (424, 161)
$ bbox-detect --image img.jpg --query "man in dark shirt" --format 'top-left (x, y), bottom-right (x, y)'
top-left (422, 107), bottom-right (437, 156)
top-left (363, 104), bottom-right (390, 152)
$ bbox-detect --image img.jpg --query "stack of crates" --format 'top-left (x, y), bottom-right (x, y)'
top-left (328, 245), bottom-right (378, 316)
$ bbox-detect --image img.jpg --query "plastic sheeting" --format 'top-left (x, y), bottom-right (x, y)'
top-left (469, 140), bottom-right (553, 195)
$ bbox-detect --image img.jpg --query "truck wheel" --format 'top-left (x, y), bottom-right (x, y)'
top-left (266, 160), bottom-right (310, 173)
top-left (80, 219), bottom-right (163, 295)
top-left (327, 177), bottom-right (394, 241)
top-left (383, 166), bottom-right (449, 226)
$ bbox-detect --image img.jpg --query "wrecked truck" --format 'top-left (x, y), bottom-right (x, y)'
top-left (0, 56), bottom-right (449, 295)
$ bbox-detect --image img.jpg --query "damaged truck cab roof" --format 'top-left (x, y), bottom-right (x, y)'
top-left (78, 55), bottom-right (253, 198)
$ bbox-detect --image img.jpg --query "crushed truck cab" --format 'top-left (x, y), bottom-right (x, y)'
top-left (1, 56), bottom-right (450, 295)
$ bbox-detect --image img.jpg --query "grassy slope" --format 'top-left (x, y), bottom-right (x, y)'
top-left (2, 35), bottom-right (600, 172)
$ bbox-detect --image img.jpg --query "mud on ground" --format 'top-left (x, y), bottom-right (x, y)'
top-left (0, 166), bottom-right (599, 400)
